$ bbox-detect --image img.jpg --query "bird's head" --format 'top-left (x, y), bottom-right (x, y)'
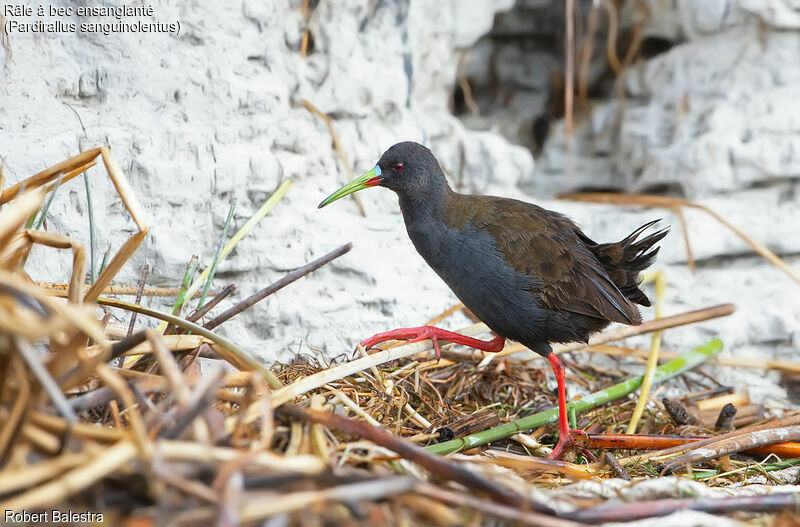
top-left (318, 141), bottom-right (446, 208)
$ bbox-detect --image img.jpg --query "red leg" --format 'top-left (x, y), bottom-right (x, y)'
top-left (546, 353), bottom-right (586, 459)
top-left (360, 326), bottom-right (505, 358)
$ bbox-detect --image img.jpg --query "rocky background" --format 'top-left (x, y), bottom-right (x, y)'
top-left (1, 1), bottom-right (798, 405)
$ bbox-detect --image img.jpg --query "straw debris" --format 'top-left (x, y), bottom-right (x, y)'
top-left (0, 149), bottom-right (798, 525)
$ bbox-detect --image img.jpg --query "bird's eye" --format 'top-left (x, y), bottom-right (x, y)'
top-left (393, 162), bottom-right (404, 172)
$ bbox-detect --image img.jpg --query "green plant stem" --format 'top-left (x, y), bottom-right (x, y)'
top-left (83, 172), bottom-right (97, 284)
top-left (198, 198), bottom-right (236, 309)
top-left (425, 339), bottom-right (723, 456)
top-left (94, 296), bottom-right (282, 389)
top-left (97, 247), bottom-right (110, 278)
top-left (183, 179), bottom-right (292, 304)
top-left (34, 175), bottom-right (63, 230)
top-left (171, 255), bottom-right (199, 316)
top-left (692, 458), bottom-right (800, 480)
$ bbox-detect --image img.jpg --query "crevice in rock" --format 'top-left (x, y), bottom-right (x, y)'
top-left (449, 0), bottom-right (681, 161)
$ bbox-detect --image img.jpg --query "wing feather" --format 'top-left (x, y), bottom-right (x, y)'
top-left (448, 195), bottom-right (641, 325)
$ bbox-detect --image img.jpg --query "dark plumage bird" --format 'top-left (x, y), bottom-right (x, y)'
top-left (319, 141), bottom-right (668, 458)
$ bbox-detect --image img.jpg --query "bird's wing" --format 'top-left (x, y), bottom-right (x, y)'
top-left (452, 195), bottom-right (641, 325)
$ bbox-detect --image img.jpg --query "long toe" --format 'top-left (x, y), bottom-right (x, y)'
top-left (360, 327), bottom-right (425, 349)
top-left (547, 435), bottom-right (575, 460)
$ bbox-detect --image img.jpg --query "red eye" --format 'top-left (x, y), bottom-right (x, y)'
top-left (393, 162), bottom-right (404, 171)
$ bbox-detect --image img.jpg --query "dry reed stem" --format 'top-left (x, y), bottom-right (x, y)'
top-left (267, 323), bottom-right (489, 409)
top-left (585, 344), bottom-right (800, 373)
top-left (12, 148), bottom-right (149, 302)
top-left (626, 268), bottom-right (665, 433)
top-left (0, 451), bottom-right (91, 495)
top-left (38, 283), bottom-right (199, 297)
top-left (0, 356), bottom-right (29, 462)
top-left (456, 52), bottom-right (480, 115)
top-left (417, 483), bottom-right (582, 527)
top-left (0, 439), bottom-right (138, 511)
top-left (560, 192), bottom-right (800, 284)
top-left (93, 363), bottom-right (152, 458)
top-left (14, 230), bottom-right (86, 303)
top-left (476, 450), bottom-right (595, 480)
top-left (302, 99), bottom-right (367, 216)
top-left (300, 0), bottom-right (311, 56)
top-left (92, 334), bottom-right (213, 359)
top-left (155, 440), bottom-right (325, 473)
top-left (457, 303), bottom-right (735, 361)
top-left (92, 296), bottom-right (283, 389)
top-left (29, 411), bottom-right (124, 442)
top-left (147, 330), bottom-right (191, 403)
top-left (0, 270), bottom-right (107, 345)
top-left (0, 189), bottom-right (46, 249)
top-left (564, 0), bottom-right (575, 148)
top-left (168, 477), bottom-right (418, 526)
top-left (279, 404), bottom-right (543, 512)
top-left (309, 394), bottom-right (331, 463)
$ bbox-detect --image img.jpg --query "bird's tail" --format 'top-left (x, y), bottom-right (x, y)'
top-left (587, 220), bottom-right (669, 307)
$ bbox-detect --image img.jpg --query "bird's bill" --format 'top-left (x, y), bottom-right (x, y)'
top-left (318, 165), bottom-right (382, 208)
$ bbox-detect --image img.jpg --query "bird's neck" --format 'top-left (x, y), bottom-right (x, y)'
top-left (397, 179), bottom-right (453, 227)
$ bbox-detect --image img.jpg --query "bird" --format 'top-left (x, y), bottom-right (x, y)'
top-left (318, 141), bottom-right (668, 459)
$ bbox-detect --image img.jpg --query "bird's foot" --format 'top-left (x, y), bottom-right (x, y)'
top-left (360, 326), bottom-right (505, 359)
top-left (547, 428), bottom-right (589, 460)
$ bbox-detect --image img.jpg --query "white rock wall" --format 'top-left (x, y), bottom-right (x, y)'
top-left (1, 0), bottom-right (797, 407)
top-left (1, 0), bottom-right (529, 363)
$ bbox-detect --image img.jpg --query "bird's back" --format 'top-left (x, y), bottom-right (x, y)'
top-left (405, 191), bottom-right (666, 349)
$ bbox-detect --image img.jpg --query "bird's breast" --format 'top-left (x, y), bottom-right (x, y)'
top-left (404, 218), bottom-right (544, 334)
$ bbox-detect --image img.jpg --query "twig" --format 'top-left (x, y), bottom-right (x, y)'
top-left (621, 413), bottom-right (800, 466)
top-left (14, 337), bottom-right (77, 425)
top-left (662, 397), bottom-right (700, 426)
top-left (157, 369), bottom-right (226, 439)
top-left (126, 263), bottom-right (150, 338)
top-left (659, 425), bottom-right (800, 474)
top-left (480, 303), bottom-right (735, 361)
top-left (203, 243), bottom-right (351, 330)
top-left (168, 477), bottom-right (417, 526)
top-left (425, 339), bottom-right (723, 456)
top-left (602, 452), bottom-right (630, 481)
top-left (476, 451), bottom-right (594, 480)
top-left (715, 403), bottom-right (737, 431)
top-left (90, 297), bottom-right (283, 389)
top-left (186, 284), bottom-right (235, 323)
top-left (417, 483), bottom-right (581, 527)
top-left (566, 491), bottom-right (800, 524)
top-left (278, 404), bottom-right (550, 513)
top-left (574, 433), bottom-right (800, 459)
top-left (0, 440), bottom-right (138, 511)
